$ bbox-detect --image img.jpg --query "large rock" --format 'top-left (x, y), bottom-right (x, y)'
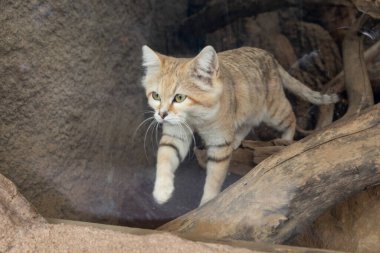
top-left (0, 0), bottom-right (188, 225)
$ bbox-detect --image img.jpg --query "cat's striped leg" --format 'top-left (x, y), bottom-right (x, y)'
top-left (153, 124), bottom-right (192, 204)
top-left (264, 98), bottom-right (296, 141)
top-left (200, 138), bottom-right (233, 206)
top-left (232, 123), bottom-right (253, 149)
top-left (280, 114), bottom-right (296, 140)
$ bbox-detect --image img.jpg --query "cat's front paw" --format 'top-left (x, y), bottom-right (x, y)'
top-left (153, 180), bottom-right (174, 205)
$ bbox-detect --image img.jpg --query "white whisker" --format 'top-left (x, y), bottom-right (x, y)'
top-left (133, 116), bottom-right (155, 142)
top-left (144, 120), bottom-right (157, 161)
top-left (177, 123), bottom-right (191, 160)
top-left (150, 121), bottom-right (159, 150)
top-left (155, 122), bottom-right (160, 147)
top-left (177, 119), bottom-right (196, 160)
top-left (181, 120), bottom-right (196, 146)
top-left (175, 123), bottom-right (184, 141)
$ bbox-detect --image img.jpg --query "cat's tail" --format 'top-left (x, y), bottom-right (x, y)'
top-left (278, 66), bottom-right (339, 105)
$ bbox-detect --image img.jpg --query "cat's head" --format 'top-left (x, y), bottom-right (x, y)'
top-left (141, 45), bottom-right (222, 126)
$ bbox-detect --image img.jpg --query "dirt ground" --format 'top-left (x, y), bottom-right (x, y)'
top-left (2, 224), bottom-right (257, 253)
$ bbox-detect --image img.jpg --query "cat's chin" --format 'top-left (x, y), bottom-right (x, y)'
top-left (153, 115), bottom-right (181, 125)
top-left (153, 120), bottom-right (178, 126)
top-left (160, 118), bottom-right (183, 125)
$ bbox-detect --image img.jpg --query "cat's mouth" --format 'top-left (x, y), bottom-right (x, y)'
top-left (155, 118), bottom-right (180, 125)
top-left (154, 112), bottom-right (184, 125)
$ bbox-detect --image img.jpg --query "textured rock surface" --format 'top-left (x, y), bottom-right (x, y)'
top-left (291, 186), bottom-right (380, 253)
top-left (0, 0), bottom-right (196, 226)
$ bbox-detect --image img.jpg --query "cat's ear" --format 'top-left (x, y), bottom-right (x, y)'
top-left (192, 46), bottom-right (219, 80)
top-left (142, 45), bottom-right (161, 69)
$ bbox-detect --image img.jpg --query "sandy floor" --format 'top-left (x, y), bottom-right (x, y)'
top-left (0, 172), bottom-right (258, 253)
top-left (2, 222), bottom-right (259, 253)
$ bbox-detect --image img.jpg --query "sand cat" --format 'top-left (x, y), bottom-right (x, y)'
top-left (141, 45), bottom-right (338, 206)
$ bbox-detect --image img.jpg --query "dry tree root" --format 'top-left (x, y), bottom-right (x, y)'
top-left (315, 19), bottom-right (380, 129)
top-left (161, 104), bottom-right (380, 244)
top-left (342, 14), bottom-right (374, 117)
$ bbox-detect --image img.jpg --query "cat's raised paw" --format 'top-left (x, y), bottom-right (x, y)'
top-left (153, 182), bottom-right (174, 204)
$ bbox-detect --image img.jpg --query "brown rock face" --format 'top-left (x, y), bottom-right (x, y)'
top-left (0, 0), bottom-right (189, 226)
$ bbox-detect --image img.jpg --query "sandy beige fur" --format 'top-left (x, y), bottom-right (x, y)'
top-left (141, 46), bottom-right (338, 206)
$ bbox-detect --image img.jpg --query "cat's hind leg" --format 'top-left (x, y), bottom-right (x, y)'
top-left (232, 123), bottom-right (253, 150)
top-left (263, 70), bottom-right (297, 141)
top-left (264, 99), bottom-right (296, 141)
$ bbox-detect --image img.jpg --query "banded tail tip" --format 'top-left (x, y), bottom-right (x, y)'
top-left (321, 93), bottom-right (339, 104)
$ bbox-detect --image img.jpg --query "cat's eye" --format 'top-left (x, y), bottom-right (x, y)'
top-left (152, 92), bottom-right (161, 101)
top-left (174, 94), bottom-right (187, 103)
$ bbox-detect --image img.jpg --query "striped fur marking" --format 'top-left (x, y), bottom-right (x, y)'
top-left (207, 154), bottom-right (231, 163)
top-left (206, 141), bottom-right (232, 149)
top-left (277, 115), bottom-right (292, 129)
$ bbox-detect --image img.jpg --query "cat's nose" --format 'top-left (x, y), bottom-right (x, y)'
top-left (159, 111), bottom-right (168, 119)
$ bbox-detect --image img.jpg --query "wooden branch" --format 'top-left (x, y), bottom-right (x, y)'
top-left (177, 0), bottom-right (353, 39)
top-left (352, 0), bottom-right (380, 19)
top-left (160, 103), bottom-right (380, 244)
top-left (342, 14), bottom-right (374, 118)
top-left (314, 104), bottom-right (336, 130)
top-left (315, 38), bottom-right (380, 129)
top-left (323, 40), bottom-right (380, 94)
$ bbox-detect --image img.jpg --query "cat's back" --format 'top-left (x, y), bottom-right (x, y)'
top-left (216, 46), bottom-right (279, 91)
top-left (217, 47), bottom-right (274, 67)
top-left (216, 47), bottom-right (278, 85)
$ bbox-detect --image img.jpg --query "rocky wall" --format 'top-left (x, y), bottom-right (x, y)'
top-left (0, 0), bottom-right (189, 226)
